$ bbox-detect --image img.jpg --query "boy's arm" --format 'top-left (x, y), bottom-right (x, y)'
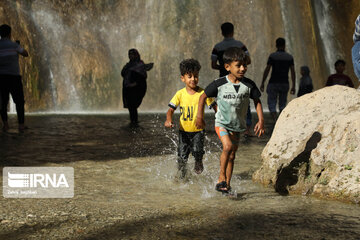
top-left (253, 98), bottom-right (265, 137)
top-left (164, 108), bottom-right (175, 128)
top-left (195, 93), bottom-right (208, 129)
top-left (260, 64), bottom-right (271, 92)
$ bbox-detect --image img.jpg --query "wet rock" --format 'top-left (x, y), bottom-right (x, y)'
top-left (253, 86), bottom-right (360, 202)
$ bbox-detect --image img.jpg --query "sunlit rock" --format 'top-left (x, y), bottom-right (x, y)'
top-left (253, 86), bottom-right (360, 203)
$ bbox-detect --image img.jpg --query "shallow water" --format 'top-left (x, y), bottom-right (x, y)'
top-left (0, 113), bottom-right (359, 239)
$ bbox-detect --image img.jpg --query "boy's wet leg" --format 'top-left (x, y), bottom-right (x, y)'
top-left (178, 131), bottom-right (191, 179)
top-left (177, 157), bottom-right (188, 179)
top-left (218, 135), bottom-right (233, 188)
top-left (194, 154), bottom-right (204, 174)
top-left (225, 133), bottom-right (240, 190)
top-left (192, 131), bottom-right (205, 174)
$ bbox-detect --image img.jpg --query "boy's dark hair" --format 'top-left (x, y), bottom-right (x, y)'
top-left (276, 37), bottom-right (286, 48)
top-left (0, 24), bottom-right (11, 38)
top-left (223, 47), bottom-right (248, 65)
top-left (179, 58), bottom-right (201, 76)
top-left (335, 59), bottom-right (346, 67)
top-left (221, 22), bottom-right (234, 36)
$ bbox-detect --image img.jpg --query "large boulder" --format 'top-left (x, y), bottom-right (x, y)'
top-left (253, 86), bottom-right (360, 203)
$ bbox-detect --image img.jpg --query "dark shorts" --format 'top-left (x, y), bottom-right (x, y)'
top-left (178, 130), bottom-right (205, 162)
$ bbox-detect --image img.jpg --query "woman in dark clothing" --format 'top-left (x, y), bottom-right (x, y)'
top-left (121, 49), bottom-right (153, 126)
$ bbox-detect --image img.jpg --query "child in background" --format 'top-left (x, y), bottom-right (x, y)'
top-left (326, 59), bottom-right (354, 88)
top-left (297, 66), bottom-right (313, 97)
top-left (196, 47), bottom-right (265, 193)
top-left (165, 59), bottom-right (216, 178)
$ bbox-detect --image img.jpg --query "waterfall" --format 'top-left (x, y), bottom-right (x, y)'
top-left (1, 0), bottom-right (358, 112)
top-left (31, 7), bottom-right (81, 111)
top-left (279, 0), bottom-right (295, 54)
top-left (9, 96), bottom-right (16, 113)
top-left (49, 69), bottom-right (58, 110)
top-left (313, 0), bottom-right (340, 75)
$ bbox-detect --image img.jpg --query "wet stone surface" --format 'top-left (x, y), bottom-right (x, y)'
top-left (0, 113), bottom-right (359, 239)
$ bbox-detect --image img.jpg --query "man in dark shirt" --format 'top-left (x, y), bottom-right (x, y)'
top-left (211, 22), bottom-right (253, 135)
top-left (326, 59), bottom-right (354, 88)
top-left (260, 37), bottom-right (295, 121)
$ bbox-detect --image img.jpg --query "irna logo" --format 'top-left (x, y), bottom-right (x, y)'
top-left (8, 172), bottom-right (69, 188)
top-left (3, 167), bottom-right (74, 198)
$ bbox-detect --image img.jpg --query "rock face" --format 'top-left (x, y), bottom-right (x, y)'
top-left (253, 86), bottom-right (360, 203)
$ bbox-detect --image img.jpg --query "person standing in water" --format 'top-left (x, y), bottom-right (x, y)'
top-left (121, 49), bottom-right (153, 127)
top-left (260, 37), bottom-right (296, 121)
top-left (211, 22), bottom-right (253, 137)
top-left (0, 24), bottom-right (29, 132)
top-left (165, 59), bottom-right (216, 178)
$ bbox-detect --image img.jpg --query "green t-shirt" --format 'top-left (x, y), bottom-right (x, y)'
top-left (204, 76), bottom-right (261, 132)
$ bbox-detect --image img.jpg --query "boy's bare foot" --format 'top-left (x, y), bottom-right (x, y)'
top-left (194, 161), bottom-right (204, 174)
top-left (178, 161), bottom-right (187, 179)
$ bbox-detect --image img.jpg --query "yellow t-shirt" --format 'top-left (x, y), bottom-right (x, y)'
top-left (169, 87), bottom-right (214, 132)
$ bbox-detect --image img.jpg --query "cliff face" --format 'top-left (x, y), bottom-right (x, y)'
top-left (0, 0), bottom-right (359, 111)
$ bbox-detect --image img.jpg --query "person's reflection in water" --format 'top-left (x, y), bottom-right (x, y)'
top-left (121, 49), bottom-right (153, 127)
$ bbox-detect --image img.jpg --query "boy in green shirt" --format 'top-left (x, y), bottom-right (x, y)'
top-left (196, 47), bottom-right (265, 193)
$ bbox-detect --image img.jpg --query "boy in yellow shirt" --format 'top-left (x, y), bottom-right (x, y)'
top-left (165, 59), bottom-right (216, 178)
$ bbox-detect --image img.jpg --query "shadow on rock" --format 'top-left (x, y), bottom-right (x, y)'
top-left (275, 131), bottom-right (322, 195)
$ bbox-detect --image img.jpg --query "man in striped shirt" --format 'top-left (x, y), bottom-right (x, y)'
top-left (0, 24), bottom-right (28, 132)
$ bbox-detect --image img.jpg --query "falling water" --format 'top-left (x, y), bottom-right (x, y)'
top-left (9, 96), bottom-right (16, 113)
top-left (31, 7), bottom-right (81, 110)
top-left (313, 0), bottom-right (340, 74)
top-left (0, 0), bottom-right (358, 112)
top-left (49, 69), bottom-right (58, 109)
top-left (279, 0), bottom-right (295, 54)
